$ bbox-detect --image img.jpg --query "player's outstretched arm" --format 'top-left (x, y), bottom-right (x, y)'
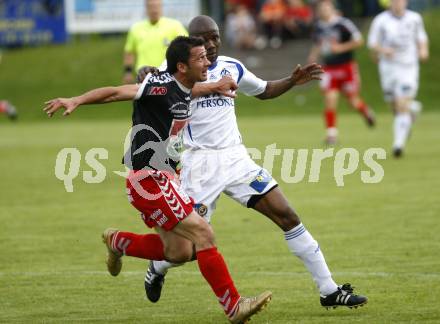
top-left (256, 63), bottom-right (323, 100)
top-left (44, 84), bottom-right (139, 117)
top-left (192, 76), bottom-right (238, 99)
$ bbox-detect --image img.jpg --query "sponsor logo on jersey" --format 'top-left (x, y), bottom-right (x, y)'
top-left (148, 86), bottom-right (168, 95)
top-left (169, 101), bottom-right (191, 118)
top-left (147, 73), bottom-right (174, 84)
top-left (249, 169), bottom-right (272, 193)
top-left (209, 73), bottom-right (217, 81)
top-left (220, 68), bottom-right (231, 77)
top-left (194, 203), bottom-right (208, 217)
top-left (195, 97), bottom-right (234, 109)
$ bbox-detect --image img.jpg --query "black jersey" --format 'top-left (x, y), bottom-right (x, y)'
top-left (123, 71), bottom-right (191, 172)
top-left (312, 17), bottom-right (362, 66)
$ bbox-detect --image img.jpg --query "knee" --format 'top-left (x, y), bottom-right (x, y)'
top-left (164, 244), bottom-right (193, 263)
top-left (349, 96), bottom-right (360, 107)
top-left (193, 221), bottom-right (216, 249)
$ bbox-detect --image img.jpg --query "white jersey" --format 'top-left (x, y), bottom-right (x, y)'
top-left (158, 55), bottom-right (267, 149)
top-left (184, 56), bottom-right (267, 150)
top-left (367, 10), bottom-right (428, 65)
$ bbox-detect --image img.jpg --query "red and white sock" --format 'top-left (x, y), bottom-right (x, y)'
top-left (324, 108), bottom-right (337, 140)
top-left (196, 247), bottom-right (241, 318)
top-left (0, 101), bottom-right (7, 114)
top-left (111, 232), bottom-right (165, 260)
top-left (324, 108), bottom-right (336, 129)
top-left (355, 100), bottom-right (369, 118)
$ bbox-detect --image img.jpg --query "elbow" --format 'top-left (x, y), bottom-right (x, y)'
top-left (256, 92), bottom-right (270, 100)
top-left (256, 84), bottom-right (272, 100)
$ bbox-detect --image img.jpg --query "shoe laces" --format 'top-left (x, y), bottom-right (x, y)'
top-left (340, 283), bottom-right (354, 294)
top-left (146, 266), bottom-right (164, 285)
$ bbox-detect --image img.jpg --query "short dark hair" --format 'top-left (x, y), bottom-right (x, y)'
top-left (166, 36), bottom-right (205, 74)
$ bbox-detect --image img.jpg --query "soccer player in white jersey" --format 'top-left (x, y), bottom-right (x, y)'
top-left (368, 0), bottom-right (429, 157)
top-left (142, 15), bottom-right (368, 309)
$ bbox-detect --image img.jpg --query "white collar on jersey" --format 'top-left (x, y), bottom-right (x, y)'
top-left (172, 76), bottom-right (191, 94)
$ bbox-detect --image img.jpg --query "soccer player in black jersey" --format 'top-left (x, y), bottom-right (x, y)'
top-left (44, 36), bottom-right (272, 324)
top-left (308, 0), bottom-right (375, 144)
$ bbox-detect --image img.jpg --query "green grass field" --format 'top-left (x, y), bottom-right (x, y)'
top-left (1, 113), bottom-right (439, 323)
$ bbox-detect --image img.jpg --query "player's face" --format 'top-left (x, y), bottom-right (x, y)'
top-left (317, 2), bottom-right (334, 21)
top-left (186, 46), bottom-right (210, 83)
top-left (193, 30), bottom-right (221, 66)
top-left (391, 0), bottom-right (407, 14)
top-left (146, 0), bottom-right (162, 23)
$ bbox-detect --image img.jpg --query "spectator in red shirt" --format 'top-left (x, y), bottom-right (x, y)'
top-left (259, 0), bottom-right (286, 48)
top-left (283, 0), bottom-right (313, 38)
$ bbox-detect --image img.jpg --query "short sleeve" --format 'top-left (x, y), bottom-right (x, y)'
top-left (235, 60), bottom-right (267, 96)
top-left (124, 26), bottom-right (136, 53)
top-left (367, 16), bottom-right (382, 48)
top-left (415, 14), bottom-right (428, 44)
top-left (134, 73), bottom-right (153, 100)
top-left (342, 18), bottom-right (362, 41)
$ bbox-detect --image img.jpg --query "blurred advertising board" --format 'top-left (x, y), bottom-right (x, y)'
top-left (0, 0), bottom-right (66, 46)
top-left (65, 0), bottom-right (201, 34)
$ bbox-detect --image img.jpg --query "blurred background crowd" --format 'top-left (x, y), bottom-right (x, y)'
top-left (221, 0), bottom-right (437, 49)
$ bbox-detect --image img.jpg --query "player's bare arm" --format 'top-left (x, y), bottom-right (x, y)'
top-left (418, 41), bottom-right (429, 62)
top-left (136, 66), bottom-right (238, 99)
top-left (44, 84), bottom-right (139, 117)
top-left (256, 63), bottom-right (323, 100)
top-left (123, 52), bottom-right (136, 84)
top-left (191, 76), bottom-right (238, 98)
top-left (307, 44), bottom-right (321, 64)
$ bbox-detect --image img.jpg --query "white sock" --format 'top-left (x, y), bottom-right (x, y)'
top-left (393, 112), bottom-right (412, 149)
top-left (153, 260), bottom-right (183, 275)
top-left (327, 127), bottom-right (338, 138)
top-left (284, 223), bottom-right (338, 296)
top-left (409, 100), bottom-right (422, 115)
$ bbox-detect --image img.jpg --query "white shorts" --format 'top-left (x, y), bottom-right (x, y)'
top-left (379, 61), bottom-right (419, 102)
top-left (180, 144), bottom-right (278, 222)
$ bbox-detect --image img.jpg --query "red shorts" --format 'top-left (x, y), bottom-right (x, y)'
top-left (320, 61), bottom-right (360, 96)
top-left (126, 170), bottom-right (194, 231)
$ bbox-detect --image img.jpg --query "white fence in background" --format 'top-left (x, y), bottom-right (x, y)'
top-left (65, 0), bottom-right (200, 34)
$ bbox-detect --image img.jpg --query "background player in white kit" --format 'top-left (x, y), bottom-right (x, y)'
top-left (141, 15), bottom-right (368, 309)
top-left (368, 0), bottom-right (429, 157)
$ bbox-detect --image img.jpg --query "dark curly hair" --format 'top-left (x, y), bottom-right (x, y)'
top-left (166, 36), bottom-right (205, 74)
